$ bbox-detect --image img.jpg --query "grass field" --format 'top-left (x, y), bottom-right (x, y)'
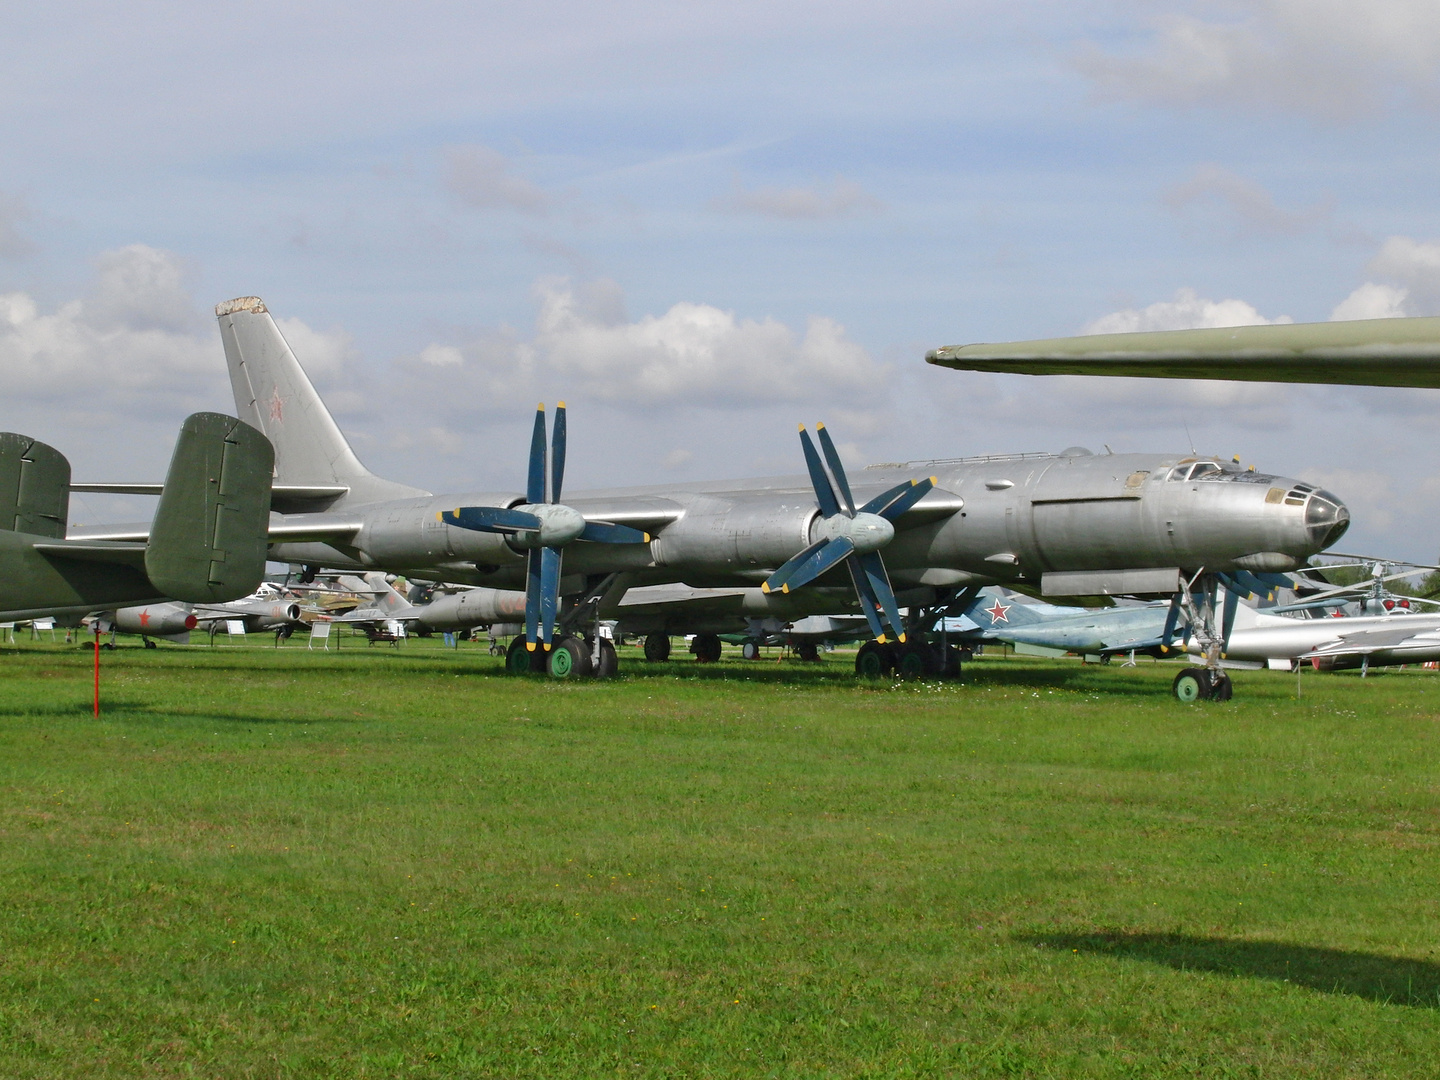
top-left (1, 635), bottom-right (1438, 1078)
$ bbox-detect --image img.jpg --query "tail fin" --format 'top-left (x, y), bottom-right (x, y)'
top-left (146, 413), bottom-right (273, 604)
top-left (363, 571), bottom-right (414, 616)
top-left (215, 297), bottom-right (428, 510)
top-left (0, 432), bottom-right (69, 537)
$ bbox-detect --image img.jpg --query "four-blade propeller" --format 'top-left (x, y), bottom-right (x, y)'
top-left (438, 403), bottom-right (649, 652)
top-left (763, 423), bottom-right (934, 644)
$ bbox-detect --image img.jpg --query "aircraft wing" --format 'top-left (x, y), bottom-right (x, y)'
top-left (926, 316), bottom-right (1440, 388)
top-left (1302, 622), bottom-right (1440, 657)
top-left (564, 495), bottom-right (686, 533)
top-left (70, 513), bottom-right (364, 546)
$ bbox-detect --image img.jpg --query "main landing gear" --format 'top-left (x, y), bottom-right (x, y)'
top-left (854, 638), bottom-right (963, 680)
top-left (507, 634), bottom-right (618, 679)
top-left (1167, 571), bottom-right (1240, 703)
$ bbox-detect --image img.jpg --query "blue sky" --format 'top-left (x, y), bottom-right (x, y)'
top-left (4, 1), bottom-right (1440, 559)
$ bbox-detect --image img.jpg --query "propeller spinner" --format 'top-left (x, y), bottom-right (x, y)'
top-left (438, 403), bottom-right (649, 652)
top-left (764, 423), bottom-right (934, 644)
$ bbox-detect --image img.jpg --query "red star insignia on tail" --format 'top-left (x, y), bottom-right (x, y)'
top-left (984, 598), bottom-right (1011, 624)
top-left (268, 388), bottom-right (284, 422)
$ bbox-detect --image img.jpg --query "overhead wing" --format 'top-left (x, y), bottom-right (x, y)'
top-left (564, 495), bottom-right (685, 534)
top-left (927, 316), bottom-right (1440, 388)
top-left (70, 482), bottom-right (351, 505)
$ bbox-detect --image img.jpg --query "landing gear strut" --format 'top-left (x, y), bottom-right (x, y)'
top-left (1171, 571), bottom-right (1235, 703)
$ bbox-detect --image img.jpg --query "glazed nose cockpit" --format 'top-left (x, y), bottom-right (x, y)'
top-left (1274, 481), bottom-right (1350, 549)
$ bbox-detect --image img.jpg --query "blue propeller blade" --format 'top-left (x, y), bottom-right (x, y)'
top-left (858, 551), bottom-right (906, 643)
top-left (779, 536), bottom-right (855, 593)
top-left (845, 555), bottom-right (888, 642)
top-left (579, 520), bottom-right (650, 544)
top-left (814, 423), bottom-right (855, 515)
top-left (524, 549), bottom-right (543, 649)
top-left (764, 537), bottom-right (829, 594)
top-left (440, 506), bottom-right (542, 533)
top-left (539, 545), bottom-right (562, 648)
top-left (868, 477), bottom-right (936, 521)
top-left (551, 402), bottom-right (567, 504)
top-left (799, 427), bottom-right (841, 519)
top-left (527, 404), bottom-right (548, 505)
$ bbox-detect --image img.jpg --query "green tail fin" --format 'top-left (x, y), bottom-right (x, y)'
top-left (0, 433), bottom-right (70, 538)
top-left (145, 413), bottom-right (274, 604)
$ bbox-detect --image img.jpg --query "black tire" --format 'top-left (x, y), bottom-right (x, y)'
top-left (593, 638), bottom-right (618, 678)
top-left (548, 635), bottom-right (593, 679)
top-left (643, 633), bottom-right (671, 662)
top-left (741, 641), bottom-right (761, 661)
top-left (1208, 672), bottom-right (1234, 702)
top-left (895, 641), bottom-right (938, 680)
top-left (855, 640), bottom-right (894, 679)
top-left (795, 641), bottom-right (820, 662)
top-left (506, 636), bottom-right (545, 675)
top-left (938, 644), bottom-right (962, 678)
top-left (1172, 667), bottom-right (1211, 703)
top-left (691, 633), bottom-right (722, 663)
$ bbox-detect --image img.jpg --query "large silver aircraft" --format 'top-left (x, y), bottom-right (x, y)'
top-left (74, 297), bottom-right (1349, 691)
top-left (2, 413), bottom-right (272, 623)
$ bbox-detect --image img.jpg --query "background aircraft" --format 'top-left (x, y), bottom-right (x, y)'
top-left (1, 414), bottom-right (272, 623)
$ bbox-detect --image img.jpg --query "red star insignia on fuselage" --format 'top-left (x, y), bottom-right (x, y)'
top-left (138, 610), bottom-right (151, 626)
top-left (984, 598), bottom-right (1011, 624)
top-left (268, 388), bottom-right (284, 422)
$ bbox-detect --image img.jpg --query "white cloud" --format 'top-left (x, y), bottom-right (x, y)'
top-left (1082, 287), bottom-right (1292, 335)
top-left (1075, 1), bottom-right (1440, 120)
top-left (443, 144), bottom-right (551, 215)
top-left (1164, 163), bottom-right (1330, 236)
top-left (711, 175), bottom-right (881, 220)
top-left (403, 276), bottom-right (887, 412)
top-left (1331, 235), bottom-right (1440, 318)
top-left (1330, 282), bottom-right (1409, 321)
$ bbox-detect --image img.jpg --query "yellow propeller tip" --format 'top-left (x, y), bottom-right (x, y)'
top-left (536, 402), bottom-right (545, 410)
top-left (816, 422), bottom-right (826, 430)
top-left (558, 400), bottom-right (566, 408)
top-left (781, 584), bottom-right (790, 594)
top-left (877, 634), bottom-right (888, 644)
top-left (544, 643), bottom-right (552, 651)
top-left (526, 642), bottom-right (536, 652)
top-left (797, 423), bottom-right (805, 432)
top-left (761, 583), bottom-right (771, 594)
top-left (929, 476), bottom-right (937, 484)
top-left (897, 633), bottom-right (907, 643)
top-left (643, 533), bottom-right (651, 543)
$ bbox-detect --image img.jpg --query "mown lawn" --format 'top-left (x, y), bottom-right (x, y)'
top-left (0, 637), bottom-right (1437, 1077)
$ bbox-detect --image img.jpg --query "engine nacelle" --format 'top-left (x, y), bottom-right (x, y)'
top-left (357, 494), bottom-right (527, 569)
top-left (651, 497), bottom-right (816, 571)
top-left (417, 588), bottom-right (528, 630)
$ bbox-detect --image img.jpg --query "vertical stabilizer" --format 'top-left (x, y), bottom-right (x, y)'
top-left (0, 433), bottom-right (69, 537)
top-left (215, 297), bottom-right (428, 509)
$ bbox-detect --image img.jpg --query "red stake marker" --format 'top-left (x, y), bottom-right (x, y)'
top-left (93, 625), bottom-right (100, 718)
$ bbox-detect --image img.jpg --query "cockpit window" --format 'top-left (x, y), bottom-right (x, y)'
top-left (1170, 461), bottom-right (1224, 481)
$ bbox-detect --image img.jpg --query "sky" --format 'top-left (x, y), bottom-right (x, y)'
top-left (4, 1), bottom-right (1440, 561)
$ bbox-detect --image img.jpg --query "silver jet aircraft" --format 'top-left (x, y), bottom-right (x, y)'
top-left (75, 297), bottom-right (1349, 691)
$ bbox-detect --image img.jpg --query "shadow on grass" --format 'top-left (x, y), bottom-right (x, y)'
top-left (0, 700), bottom-right (362, 726)
top-left (1024, 929), bottom-right (1440, 1008)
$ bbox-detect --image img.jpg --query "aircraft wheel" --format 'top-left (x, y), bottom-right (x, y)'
top-left (741, 641), bottom-right (761, 660)
top-left (795, 641), bottom-right (820, 662)
top-left (143, 638), bottom-right (157, 650)
top-left (855, 640), bottom-right (894, 679)
top-left (1208, 671), bottom-right (1233, 702)
top-left (938, 644), bottom-right (962, 678)
top-left (589, 637), bottom-right (618, 678)
top-left (643, 633), bottom-right (671, 662)
top-left (691, 633), bottom-right (723, 663)
top-left (896, 641), bottom-right (938, 680)
top-left (548, 635), bottom-right (593, 679)
top-left (1172, 667), bottom-right (1212, 703)
top-left (506, 636), bottom-right (545, 675)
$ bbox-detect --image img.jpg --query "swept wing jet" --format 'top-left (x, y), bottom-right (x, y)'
top-left (73, 298), bottom-right (1348, 691)
top-left (1, 414), bottom-right (272, 622)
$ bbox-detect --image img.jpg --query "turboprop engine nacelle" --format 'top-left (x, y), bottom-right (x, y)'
top-left (114, 603), bottom-right (198, 637)
top-left (417, 588), bottom-right (528, 631)
top-left (356, 494), bottom-right (528, 569)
